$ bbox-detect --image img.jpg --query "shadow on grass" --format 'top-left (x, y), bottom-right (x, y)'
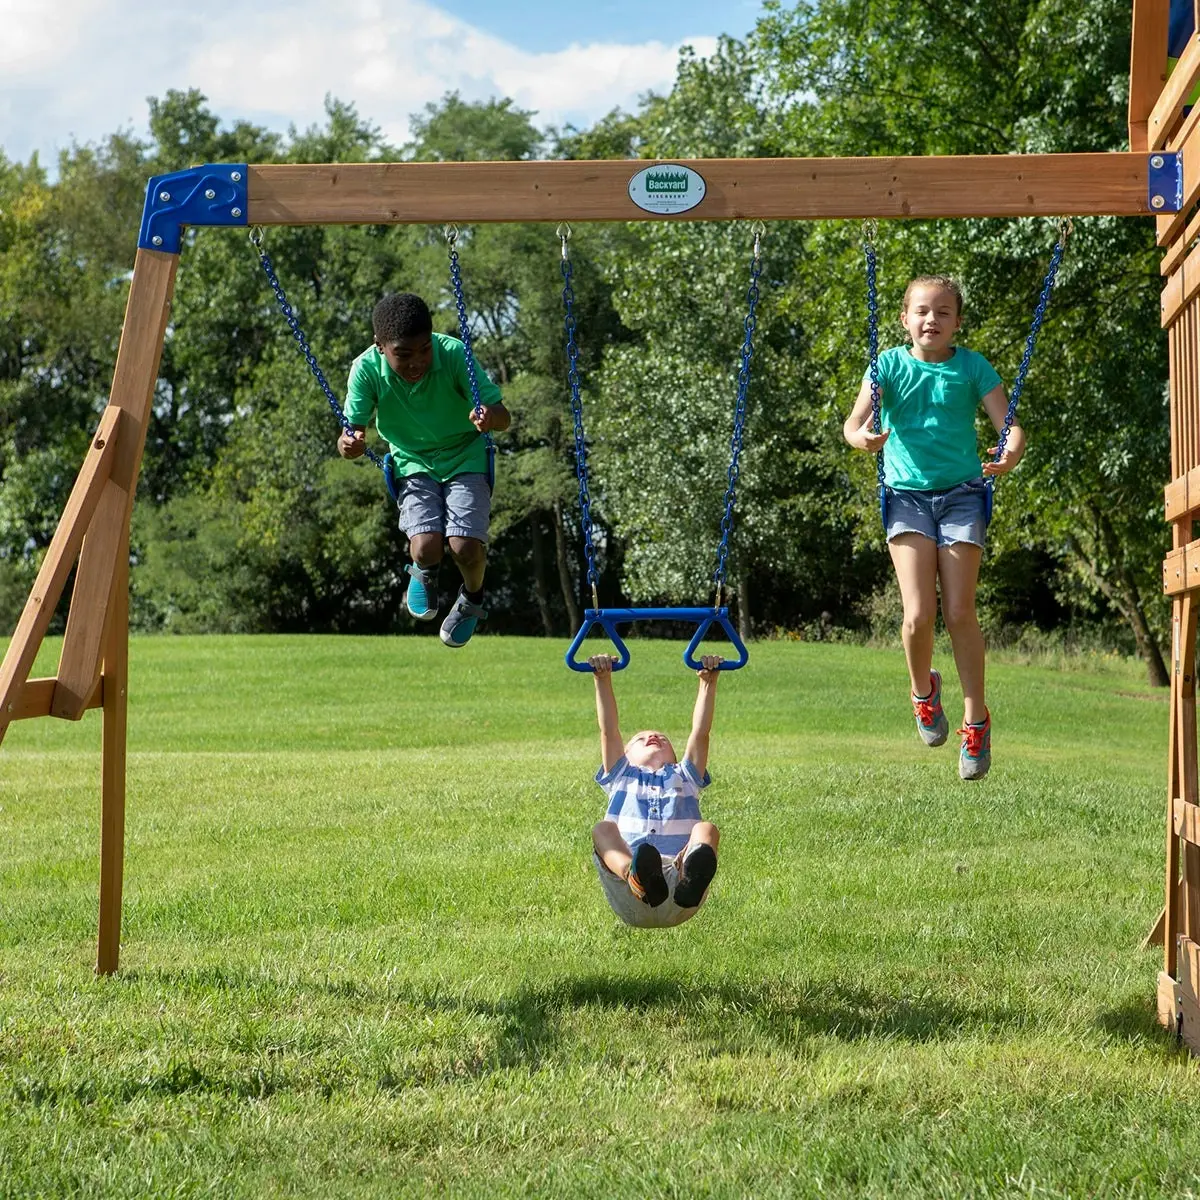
top-left (1094, 992), bottom-right (1171, 1046)
top-left (7, 967), bottom-right (1038, 1108)
top-left (0, 964), bottom-right (1045, 1108)
top-left (117, 964), bottom-right (1025, 1063)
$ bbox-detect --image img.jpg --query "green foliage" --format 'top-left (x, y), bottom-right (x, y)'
top-left (405, 91), bottom-right (543, 162)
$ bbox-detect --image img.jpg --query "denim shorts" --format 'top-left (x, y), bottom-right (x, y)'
top-left (396, 472), bottom-right (491, 542)
top-left (885, 479), bottom-right (988, 548)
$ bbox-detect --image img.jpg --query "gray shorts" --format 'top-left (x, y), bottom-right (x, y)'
top-left (592, 849), bottom-right (707, 929)
top-left (396, 472), bottom-right (490, 542)
top-left (885, 479), bottom-right (988, 548)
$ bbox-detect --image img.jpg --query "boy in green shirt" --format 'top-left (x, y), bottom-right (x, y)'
top-left (338, 293), bottom-right (510, 648)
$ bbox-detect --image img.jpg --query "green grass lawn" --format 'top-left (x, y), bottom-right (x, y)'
top-left (1, 635), bottom-right (1197, 1198)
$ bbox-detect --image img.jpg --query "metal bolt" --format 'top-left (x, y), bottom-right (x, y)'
top-left (159, 190), bottom-right (171, 202)
top-left (151, 235), bottom-right (163, 246)
top-left (231, 207), bottom-right (242, 218)
top-left (1152, 194), bottom-right (1166, 209)
top-left (204, 188), bottom-right (216, 200)
top-left (1152, 154), bottom-right (1165, 169)
top-left (6, 704), bottom-right (12, 713)
top-left (231, 170), bottom-right (242, 182)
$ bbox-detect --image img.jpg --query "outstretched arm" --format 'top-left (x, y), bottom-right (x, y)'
top-left (684, 655), bottom-right (722, 778)
top-left (981, 384), bottom-right (1024, 476)
top-left (590, 654), bottom-right (624, 774)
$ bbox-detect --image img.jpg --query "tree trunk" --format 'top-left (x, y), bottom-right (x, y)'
top-left (553, 498), bottom-right (582, 631)
top-left (1070, 516), bottom-right (1169, 688)
top-left (737, 573), bottom-right (752, 642)
top-left (529, 513), bottom-right (555, 637)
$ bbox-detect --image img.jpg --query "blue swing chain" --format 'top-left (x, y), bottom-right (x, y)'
top-left (445, 226), bottom-right (492, 438)
top-left (250, 226), bottom-right (389, 474)
top-left (863, 219), bottom-right (887, 502)
top-left (712, 223), bottom-right (765, 606)
top-left (559, 224), bottom-right (600, 608)
top-left (990, 218), bottom-right (1071, 475)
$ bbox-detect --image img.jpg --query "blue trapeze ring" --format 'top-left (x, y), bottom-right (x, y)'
top-left (565, 607), bottom-right (749, 673)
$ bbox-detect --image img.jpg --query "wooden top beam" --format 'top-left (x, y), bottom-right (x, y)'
top-left (246, 155), bottom-right (1158, 225)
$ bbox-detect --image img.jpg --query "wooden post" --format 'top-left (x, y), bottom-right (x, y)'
top-left (53, 250), bottom-right (179, 723)
top-left (1169, 595), bottom-right (1196, 977)
top-left (1129, 0), bottom-right (1170, 151)
top-left (97, 530), bottom-right (129, 976)
top-left (89, 248), bottom-right (178, 975)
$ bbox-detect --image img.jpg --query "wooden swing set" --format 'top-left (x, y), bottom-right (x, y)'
top-left (1, 0), bottom-right (1198, 1054)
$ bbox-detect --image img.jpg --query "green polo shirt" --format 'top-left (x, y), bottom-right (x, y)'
top-left (345, 333), bottom-right (502, 481)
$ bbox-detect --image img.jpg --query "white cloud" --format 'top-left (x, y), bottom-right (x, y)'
top-left (0, 0), bottom-right (718, 167)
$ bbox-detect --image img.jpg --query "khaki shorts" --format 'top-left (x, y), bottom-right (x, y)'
top-left (592, 848), bottom-right (708, 929)
top-left (396, 472), bottom-right (491, 542)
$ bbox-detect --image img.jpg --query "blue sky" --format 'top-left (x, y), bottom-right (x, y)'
top-left (0, 0), bottom-right (766, 172)
top-left (438, 0), bottom-right (763, 53)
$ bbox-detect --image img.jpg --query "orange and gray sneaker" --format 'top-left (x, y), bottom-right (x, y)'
top-left (912, 669), bottom-right (950, 747)
top-left (958, 710), bottom-right (991, 781)
top-left (627, 843), bottom-right (668, 907)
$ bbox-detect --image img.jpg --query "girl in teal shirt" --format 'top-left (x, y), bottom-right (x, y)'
top-left (843, 275), bottom-right (1022, 781)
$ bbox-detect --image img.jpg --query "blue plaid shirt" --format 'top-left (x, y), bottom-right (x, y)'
top-left (596, 756), bottom-right (709, 856)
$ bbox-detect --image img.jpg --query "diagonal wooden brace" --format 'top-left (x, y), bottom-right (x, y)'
top-left (0, 405), bottom-right (123, 744)
top-left (52, 476), bottom-right (132, 721)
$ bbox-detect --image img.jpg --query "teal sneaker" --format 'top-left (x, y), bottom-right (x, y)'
top-left (404, 564), bottom-right (439, 621)
top-left (439, 590), bottom-right (487, 648)
top-left (912, 669), bottom-right (950, 747)
top-left (958, 711), bottom-right (991, 781)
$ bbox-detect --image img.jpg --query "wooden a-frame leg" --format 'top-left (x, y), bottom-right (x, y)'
top-left (89, 248), bottom-right (178, 975)
top-left (96, 535), bottom-right (129, 976)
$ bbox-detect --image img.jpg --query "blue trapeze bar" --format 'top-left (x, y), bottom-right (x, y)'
top-left (138, 164), bottom-right (248, 253)
top-left (565, 607), bottom-right (749, 673)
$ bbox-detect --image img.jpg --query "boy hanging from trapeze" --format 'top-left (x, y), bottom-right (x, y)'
top-left (587, 653), bottom-right (724, 928)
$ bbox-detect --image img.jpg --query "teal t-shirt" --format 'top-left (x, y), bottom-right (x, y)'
top-left (344, 333), bottom-right (502, 482)
top-left (863, 346), bottom-right (1003, 491)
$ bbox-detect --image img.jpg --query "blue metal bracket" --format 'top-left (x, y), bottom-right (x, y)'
top-left (565, 607), bottom-right (749, 672)
top-left (138, 164), bottom-right (248, 253)
top-left (1149, 151), bottom-right (1183, 214)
